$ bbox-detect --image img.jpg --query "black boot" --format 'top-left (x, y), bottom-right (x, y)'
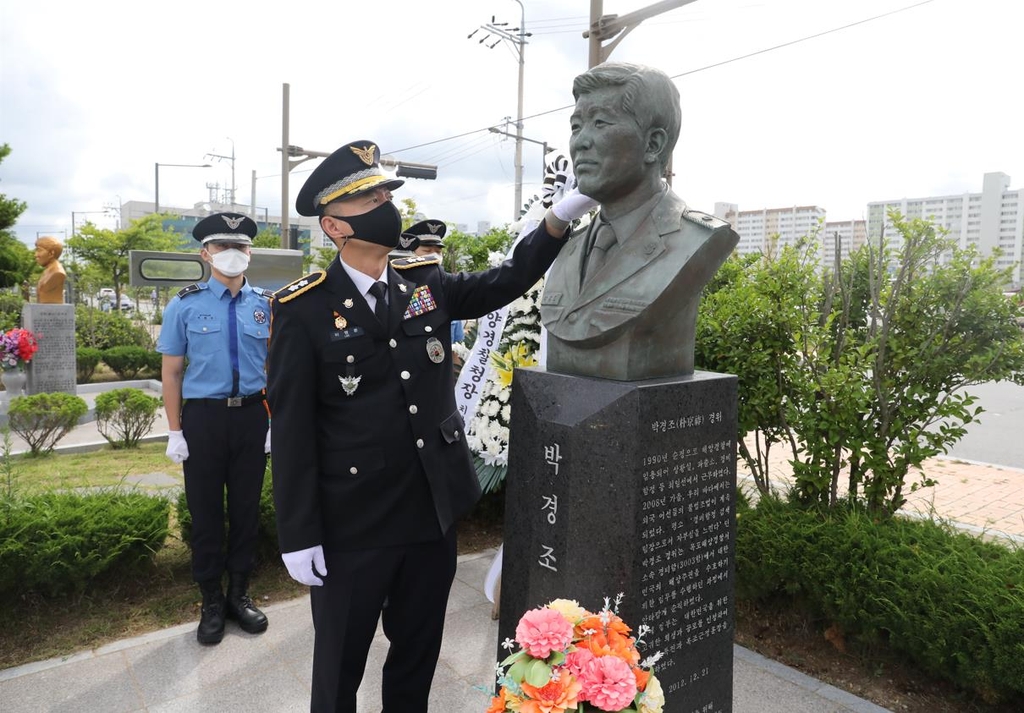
top-left (197, 579), bottom-right (226, 645)
top-left (226, 571), bottom-right (268, 634)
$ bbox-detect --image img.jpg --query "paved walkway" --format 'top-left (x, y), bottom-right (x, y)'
top-left (2, 381), bottom-right (1022, 710)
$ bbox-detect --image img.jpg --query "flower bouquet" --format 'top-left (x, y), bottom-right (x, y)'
top-left (488, 595), bottom-right (664, 713)
top-left (0, 327), bottom-right (39, 371)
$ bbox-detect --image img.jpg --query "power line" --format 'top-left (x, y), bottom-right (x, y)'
top-left (393, 0), bottom-right (933, 156)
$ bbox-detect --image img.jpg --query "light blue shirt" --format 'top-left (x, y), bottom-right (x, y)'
top-left (157, 277), bottom-right (271, 399)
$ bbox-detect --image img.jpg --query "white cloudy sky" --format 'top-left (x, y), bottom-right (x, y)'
top-left (2, 0), bottom-right (1021, 244)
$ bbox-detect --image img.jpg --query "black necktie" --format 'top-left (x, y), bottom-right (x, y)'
top-left (369, 281), bottom-right (388, 329)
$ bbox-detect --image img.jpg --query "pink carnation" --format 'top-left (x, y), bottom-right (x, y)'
top-left (577, 655), bottom-right (637, 711)
top-left (515, 607), bottom-right (574, 659)
top-left (565, 648), bottom-right (597, 689)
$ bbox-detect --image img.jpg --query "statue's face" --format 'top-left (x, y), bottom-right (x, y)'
top-left (34, 245), bottom-right (54, 266)
top-left (569, 86), bottom-right (649, 203)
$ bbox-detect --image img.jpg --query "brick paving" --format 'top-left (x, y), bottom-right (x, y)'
top-left (740, 434), bottom-right (1024, 543)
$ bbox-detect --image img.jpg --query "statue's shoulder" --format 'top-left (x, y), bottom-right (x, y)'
top-left (273, 271), bottom-right (327, 304)
top-left (391, 254), bottom-right (441, 271)
top-left (681, 207), bottom-right (730, 231)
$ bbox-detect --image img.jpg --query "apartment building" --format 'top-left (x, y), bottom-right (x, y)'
top-left (867, 172), bottom-right (1023, 288)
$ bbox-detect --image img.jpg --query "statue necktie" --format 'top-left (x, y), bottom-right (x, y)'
top-left (585, 218), bottom-right (617, 280)
top-left (369, 281), bottom-right (388, 329)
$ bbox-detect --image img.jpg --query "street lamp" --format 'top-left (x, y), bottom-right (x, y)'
top-left (154, 162), bottom-right (212, 215)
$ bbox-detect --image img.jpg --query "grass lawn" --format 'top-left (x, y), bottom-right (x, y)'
top-left (0, 442), bottom-right (504, 671)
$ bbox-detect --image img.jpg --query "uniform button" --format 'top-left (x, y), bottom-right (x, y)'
top-left (454, 430), bottom-right (460, 438)
top-left (409, 405), bottom-right (418, 414)
top-left (416, 439), bottom-right (424, 448)
top-left (568, 313), bottom-right (578, 323)
top-left (347, 355), bottom-right (354, 363)
top-left (401, 370), bottom-right (411, 380)
top-left (424, 325), bottom-right (433, 333)
top-left (202, 326), bottom-right (208, 332)
top-left (389, 339), bottom-right (397, 348)
top-left (349, 466), bottom-right (358, 475)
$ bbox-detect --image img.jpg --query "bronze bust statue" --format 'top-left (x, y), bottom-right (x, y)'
top-left (35, 236), bottom-right (67, 304)
top-left (540, 62), bottom-right (739, 381)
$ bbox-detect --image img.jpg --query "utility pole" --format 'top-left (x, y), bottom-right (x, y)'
top-left (205, 137), bottom-right (236, 208)
top-left (469, 1), bottom-right (530, 220)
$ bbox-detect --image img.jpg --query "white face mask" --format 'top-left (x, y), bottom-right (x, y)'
top-left (209, 248), bottom-right (250, 277)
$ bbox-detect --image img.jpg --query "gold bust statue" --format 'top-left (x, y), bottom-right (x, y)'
top-left (35, 236), bottom-right (67, 304)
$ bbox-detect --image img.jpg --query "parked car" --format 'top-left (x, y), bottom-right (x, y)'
top-left (119, 295), bottom-right (133, 312)
top-left (98, 287), bottom-right (115, 300)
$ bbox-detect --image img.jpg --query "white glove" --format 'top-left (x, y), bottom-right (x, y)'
top-left (551, 186), bottom-right (599, 223)
top-left (265, 425), bottom-right (272, 454)
top-left (282, 545), bottom-right (327, 586)
top-left (166, 430), bottom-right (189, 464)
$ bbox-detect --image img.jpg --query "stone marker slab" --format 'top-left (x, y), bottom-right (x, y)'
top-left (499, 368), bottom-right (737, 713)
top-left (22, 303), bottom-right (76, 395)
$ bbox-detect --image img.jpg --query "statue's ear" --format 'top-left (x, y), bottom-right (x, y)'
top-left (645, 128), bottom-right (669, 165)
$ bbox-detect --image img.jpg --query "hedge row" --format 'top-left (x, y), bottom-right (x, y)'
top-left (77, 346), bottom-right (162, 382)
top-left (736, 496), bottom-right (1024, 703)
top-left (0, 490), bottom-right (169, 596)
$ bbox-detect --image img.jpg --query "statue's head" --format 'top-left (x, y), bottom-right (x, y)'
top-left (569, 62), bottom-right (681, 205)
top-left (35, 236), bottom-right (63, 264)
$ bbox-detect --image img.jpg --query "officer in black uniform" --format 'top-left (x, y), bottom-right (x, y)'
top-left (399, 218), bottom-right (447, 257)
top-left (268, 139), bottom-right (595, 712)
top-left (158, 212), bottom-right (272, 645)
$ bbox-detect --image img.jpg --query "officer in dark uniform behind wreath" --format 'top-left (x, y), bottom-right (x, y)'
top-left (158, 212), bottom-right (272, 646)
top-left (267, 139), bottom-right (597, 712)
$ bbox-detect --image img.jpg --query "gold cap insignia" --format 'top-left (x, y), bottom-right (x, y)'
top-left (350, 144), bottom-right (376, 166)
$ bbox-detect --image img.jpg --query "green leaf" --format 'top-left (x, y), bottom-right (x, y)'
top-left (524, 658), bottom-right (552, 687)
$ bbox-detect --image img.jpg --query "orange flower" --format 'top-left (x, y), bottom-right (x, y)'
top-left (576, 628), bottom-right (641, 666)
top-left (487, 688), bottom-right (508, 713)
top-left (633, 666), bottom-right (651, 692)
top-left (519, 673), bottom-right (583, 713)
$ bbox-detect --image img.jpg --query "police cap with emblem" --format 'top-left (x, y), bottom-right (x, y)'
top-left (192, 212), bottom-right (258, 245)
top-left (399, 219), bottom-right (447, 251)
top-left (295, 140), bottom-right (406, 217)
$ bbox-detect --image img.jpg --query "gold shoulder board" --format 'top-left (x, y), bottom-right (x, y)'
top-left (274, 271), bottom-right (327, 303)
top-left (391, 255), bottom-right (441, 271)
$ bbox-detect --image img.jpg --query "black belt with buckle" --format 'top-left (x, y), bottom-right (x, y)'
top-left (189, 393), bottom-right (265, 408)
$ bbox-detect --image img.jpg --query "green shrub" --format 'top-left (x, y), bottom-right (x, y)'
top-left (0, 291), bottom-right (24, 332)
top-left (102, 346), bottom-right (154, 380)
top-left (736, 497), bottom-right (1024, 703)
top-left (177, 459), bottom-right (276, 562)
top-left (94, 388), bottom-right (162, 449)
top-left (76, 346), bottom-right (103, 383)
top-left (0, 489), bottom-right (169, 596)
top-left (7, 392), bottom-right (89, 456)
top-left (75, 304), bottom-right (152, 350)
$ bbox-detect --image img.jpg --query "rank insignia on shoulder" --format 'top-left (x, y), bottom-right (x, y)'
top-left (391, 254), bottom-right (441, 270)
top-left (251, 286), bottom-right (272, 299)
top-left (682, 209), bottom-right (728, 230)
top-left (274, 271), bottom-right (327, 303)
top-left (176, 283), bottom-right (204, 299)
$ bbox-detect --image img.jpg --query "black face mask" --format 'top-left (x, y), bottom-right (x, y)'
top-left (331, 200), bottom-right (402, 249)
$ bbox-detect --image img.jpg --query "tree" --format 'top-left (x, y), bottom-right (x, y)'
top-left (0, 144), bottom-right (35, 290)
top-left (697, 212), bottom-right (1024, 516)
top-left (252, 226), bottom-right (281, 248)
top-left (67, 215), bottom-right (179, 306)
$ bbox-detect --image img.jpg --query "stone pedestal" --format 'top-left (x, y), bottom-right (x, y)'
top-left (499, 368), bottom-right (737, 713)
top-left (22, 303), bottom-right (76, 395)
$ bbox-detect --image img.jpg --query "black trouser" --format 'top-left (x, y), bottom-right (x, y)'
top-left (309, 528), bottom-right (458, 713)
top-left (181, 398), bottom-right (268, 582)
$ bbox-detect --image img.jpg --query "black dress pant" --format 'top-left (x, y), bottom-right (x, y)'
top-left (182, 399), bottom-right (268, 582)
top-left (309, 527), bottom-right (458, 713)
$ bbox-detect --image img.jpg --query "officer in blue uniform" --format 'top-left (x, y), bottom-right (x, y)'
top-left (158, 212), bottom-right (272, 645)
top-left (268, 140), bottom-right (596, 712)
